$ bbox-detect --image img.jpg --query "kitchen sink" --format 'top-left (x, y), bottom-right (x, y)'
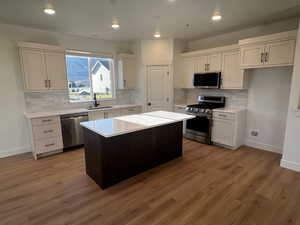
top-left (87, 105), bottom-right (113, 110)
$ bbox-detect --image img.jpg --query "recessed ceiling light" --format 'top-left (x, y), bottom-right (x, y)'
top-left (212, 12), bottom-right (222, 21)
top-left (112, 21), bottom-right (120, 30)
top-left (154, 32), bottom-right (161, 38)
top-left (44, 2), bottom-right (56, 15)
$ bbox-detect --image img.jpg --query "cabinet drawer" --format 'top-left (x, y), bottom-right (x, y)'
top-left (213, 112), bottom-right (236, 121)
top-left (32, 116), bottom-right (60, 126)
top-left (120, 107), bottom-right (142, 115)
top-left (32, 123), bottom-right (61, 140)
top-left (35, 137), bottom-right (63, 154)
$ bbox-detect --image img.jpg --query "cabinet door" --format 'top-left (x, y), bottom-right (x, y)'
top-left (240, 45), bottom-right (265, 68)
top-left (105, 110), bottom-right (121, 118)
top-left (265, 40), bottom-right (295, 66)
top-left (44, 51), bottom-right (68, 90)
top-left (88, 111), bottom-right (105, 121)
top-left (207, 53), bottom-right (222, 72)
top-left (194, 56), bottom-right (207, 73)
top-left (20, 49), bottom-right (48, 91)
top-left (212, 119), bottom-right (235, 147)
top-left (118, 57), bottom-right (137, 89)
top-left (181, 58), bottom-right (195, 88)
top-left (221, 51), bottom-right (245, 89)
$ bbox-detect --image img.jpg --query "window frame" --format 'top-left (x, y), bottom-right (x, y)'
top-left (65, 50), bottom-right (116, 103)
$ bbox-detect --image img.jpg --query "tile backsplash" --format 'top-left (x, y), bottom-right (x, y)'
top-left (24, 89), bottom-right (138, 113)
top-left (174, 88), bottom-right (248, 108)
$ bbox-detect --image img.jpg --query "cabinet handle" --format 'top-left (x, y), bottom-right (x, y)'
top-left (124, 79), bottom-right (126, 88)
top-left (261, 53), bottom-right (263, 63)
top-left (45, 143), bottom-right (55, 147)
top-left (43, 130), bottom-right (53, 134)
top-left (42, 119), bottom-right (52, 122)
top-left (218, 114), bottom-right (227, 117)
top-left (45, 80), bottom-right (48, 88)
top-left (265, 52), bottom-right (269, 63)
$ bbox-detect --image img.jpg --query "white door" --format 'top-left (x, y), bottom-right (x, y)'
top-left (207, 53), bottom-right (222, 72)
top-left (21, 49), bottom-right (48, 91)
top-left (240, 45), bottom-right (265, 68)
top-left (265, 40), bottom-right (295, 66)
top-left (44, 51), bottom-right (68, 90)
top-left (194, 56), bottom-right (207, 73)
top-left (221, 50), bottom-right (245, 89)
top-left (212, 119), bottom-right (235, 147)
top-left (146, 66), bottom-right (171, 112)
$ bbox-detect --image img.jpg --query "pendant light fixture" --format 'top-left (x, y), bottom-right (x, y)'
top-left (154, 31), bottom-right (161, 38)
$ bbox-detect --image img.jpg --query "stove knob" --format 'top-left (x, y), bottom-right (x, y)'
top-left (205, 109), bottom-right (212, 114)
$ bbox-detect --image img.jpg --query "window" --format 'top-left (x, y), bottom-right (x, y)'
top-left (66, 54), bottom-right (115, 102)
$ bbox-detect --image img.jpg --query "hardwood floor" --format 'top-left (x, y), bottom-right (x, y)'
top-left (1, 139), bottom-right (300, 225)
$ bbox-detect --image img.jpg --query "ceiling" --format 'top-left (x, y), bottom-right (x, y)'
top-left (0, 0), bottom-right (300, 41)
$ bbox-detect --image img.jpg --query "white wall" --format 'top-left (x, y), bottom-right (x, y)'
top-left (0, 23), bottom-right (133, 158)
top-left (246, 68), bottom-right (292, 153)
top-left (281, 22), bottom-right (300, 172)
top-left (188, 18), bottom-right (299, 51)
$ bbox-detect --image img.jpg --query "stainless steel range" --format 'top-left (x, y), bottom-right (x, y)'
top-left (184, 96), bottom-right (225, 144)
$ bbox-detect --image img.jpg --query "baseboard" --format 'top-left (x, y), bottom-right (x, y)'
top-left (280, 159), bottom-right (300, 172)
top-left (0, 146), bottom-right (31, 158)
top-left (245, 139), bottom-right (282, 154)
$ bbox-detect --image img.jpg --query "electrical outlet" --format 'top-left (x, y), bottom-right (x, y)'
top-left (250, 130), bottom-right (259, 137)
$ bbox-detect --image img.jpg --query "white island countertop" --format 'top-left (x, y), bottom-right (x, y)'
top-left (80, 111), bottom-right (195, 137)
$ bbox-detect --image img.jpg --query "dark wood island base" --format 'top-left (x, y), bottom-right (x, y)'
top-left (83, 122), bottom-right (183, 189)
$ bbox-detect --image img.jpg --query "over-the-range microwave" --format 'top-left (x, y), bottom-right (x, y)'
top-left (193, 72), bottom-right (221, 89)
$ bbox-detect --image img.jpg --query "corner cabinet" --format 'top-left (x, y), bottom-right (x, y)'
top-left (18, 42), bottom-right (68, 92)
top-left (117, 54), bottom-right (137, 89)
top-left (239, 30), bottom-right (297, 69)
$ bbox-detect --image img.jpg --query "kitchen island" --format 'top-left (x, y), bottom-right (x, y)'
top-left (80, 111), bottom-right (194, 189)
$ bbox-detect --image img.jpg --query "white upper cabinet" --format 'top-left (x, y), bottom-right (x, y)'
top-left (239, 30), bottom-right (297, 69)
top-left (181, 57), bottom-right (195, 88)
top-left (265, 40), bottom-right (295, 66)
top-left (207, 53), bottom-right (222, 72)
top-left (44, 51), bottom-right (68, 90)
top-left (20, 49), bottom-right (48, 91)
top-left (194, 56), bottom-right (206, 73)
top-left (222, 50), bottom-right (247, 89)
top-left (240, 44), bottom-right (265, 68)
top-left (117, 54), bottom-right (137, 89)
top-left (18, 42), bottom-right (68, 92)
top-left (194, 54), bottom-right (222, 73)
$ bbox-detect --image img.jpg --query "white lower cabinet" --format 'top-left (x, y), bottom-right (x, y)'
top-left (212, 109), bottom-right (246, 150)
top-left (29, 116), bottom-right (63, 159)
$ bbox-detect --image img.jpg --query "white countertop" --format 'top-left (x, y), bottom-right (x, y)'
top-left (80, 111), bottom-right (195, 137)
top-left (24, 104), bottom-right (142, 119)
top-left (213, 108), bottom-right (246, 113)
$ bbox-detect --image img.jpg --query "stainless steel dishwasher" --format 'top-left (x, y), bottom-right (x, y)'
top-left (60, 112), bottom-right (89, 150)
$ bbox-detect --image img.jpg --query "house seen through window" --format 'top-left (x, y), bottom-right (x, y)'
top-left (66, 54), bottom-right (114, 102)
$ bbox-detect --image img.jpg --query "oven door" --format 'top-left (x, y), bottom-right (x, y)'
top-left (184, 114), bottom-right (212, 144)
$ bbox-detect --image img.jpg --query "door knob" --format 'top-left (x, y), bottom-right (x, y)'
top-left (148, 102), bottom-right (151, 106)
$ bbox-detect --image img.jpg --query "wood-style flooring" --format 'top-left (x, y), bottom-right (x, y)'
top-left (1, 139), bottom-right (300, 225)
